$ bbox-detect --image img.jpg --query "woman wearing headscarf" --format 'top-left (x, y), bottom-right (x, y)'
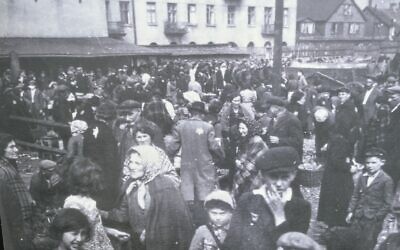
top-left (232, 118), bottom-right (268, 198)
top-left (102, 146), bottom-right (193, 250)
top-left (128, 124), bottom-right (180, 186)
top-left (0, 133), bottom-right (35, 250)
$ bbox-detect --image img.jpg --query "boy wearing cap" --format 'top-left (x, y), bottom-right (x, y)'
top-left (189, 190), bottom-right (234, 250)
top-left (222, 147), bottom-right (311, 250)
top-left (346, 147), bottom-right (394, 250)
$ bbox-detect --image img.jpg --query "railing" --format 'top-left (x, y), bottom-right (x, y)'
top-left (262, 24), bottom-right (275, 35)
top-left (107, 21), bottom-right (126, 37)
top-left (164, 22), bottom-right (188, 36)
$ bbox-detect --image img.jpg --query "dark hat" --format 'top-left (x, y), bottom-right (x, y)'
top-left (265, 96), bottom-right (287, 107)
top-left (188, 101), bottom-right (206, 114)
top-left (364, 74), bottom-right (377, 81)
top-left (96, 101), bottom-right (117, 119)
top-left (255, 147), bottom-right (300, 173)
top-left (387, 85), bottom-right (400, 95)
top-left (117, 100), bottom-right (141, 112)
top-left (337, 87), bottom-right (351, 94)
top-left (277, 232), bottom-right (321, 250)
top-left (365, 147), bottom-right (386, 159)
top-left (39, 159), bottom-right (57, 171)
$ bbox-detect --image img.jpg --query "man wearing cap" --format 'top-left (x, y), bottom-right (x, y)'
top-left (167, 101), bottom-right (224, 227)
top-left (116, 99), bottom-right (164, 159)
top-left (223, 147), bottom-right (311, 250)
top-left (29, 160), bottom-right (65, 209)
top-left (266, 96), bottom-right (304, 160)
top-left (346, 147), bottom-right (393, 250)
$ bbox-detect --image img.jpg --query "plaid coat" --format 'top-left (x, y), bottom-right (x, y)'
top-left (0, 157), bottom-right (34, 249)
top-left (233, 135), bottom-right (268, 197)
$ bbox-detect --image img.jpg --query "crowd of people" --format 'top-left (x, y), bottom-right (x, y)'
top-left (1, 57), bottom-right (400, 250)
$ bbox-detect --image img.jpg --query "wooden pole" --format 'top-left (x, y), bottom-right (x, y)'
top-left (273, 0), bottom-right (284, 95)
top-left (9, 115), bottom-right (70, 129)
top-left (10, 51), bottom-right (20, 84)
top-left (15, 140), bottom-right (67, 154)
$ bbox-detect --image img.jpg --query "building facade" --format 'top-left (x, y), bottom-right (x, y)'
top-left (0, 0), bottom-right (108, 38)
top-left (128, 0), bottom-right (298, 50)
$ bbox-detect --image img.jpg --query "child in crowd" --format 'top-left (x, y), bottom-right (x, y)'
top-left (346, 147), bottom-right (394, 250)
top-left (49, 208), bottom-right (91, 250)
top-left (189, 190), bottom-right (235, 250)
top-left (222, 147), bottom-right (311, 250)
top-left (66, 120), bottom-right (88, 159)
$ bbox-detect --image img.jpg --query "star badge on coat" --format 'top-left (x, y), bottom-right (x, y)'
top-left (195, 128), bottom-right (204, 135)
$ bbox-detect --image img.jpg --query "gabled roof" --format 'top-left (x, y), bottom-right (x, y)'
top-left (297, 0), bottom-right (365, 22)
top-left (364, 7), bottom-right (395, 26)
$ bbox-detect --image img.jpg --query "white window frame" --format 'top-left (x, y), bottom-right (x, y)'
top-left (227, 5), bottom-right (235, 26)
top-left (146, 2), bottom-right (157, 25)
top-left (283, 8), bottom-right (289, 28)
top-left (187, 4), bottom-right (197, 25)
top-left (248, 6), bottom-right (256, 26)
top-left (167, 3), bottom-right (177, 24)
top-left (119, 1), bottom-right (130, 24)
top-left (206, 5), bottom-right (216, 26)
top-left (348, 23), bottom-right (360, 34)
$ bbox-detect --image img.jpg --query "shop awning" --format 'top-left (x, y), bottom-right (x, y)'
top-left (0, 37), bottom-right (168, 58)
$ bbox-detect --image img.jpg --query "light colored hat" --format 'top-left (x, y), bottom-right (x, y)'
top-left (183, 91), bottom-right (201, 103)
top-left (70, 120), bottom-right (88, 134)
top-left (39, 159), bottom-right (57, 170)
top-left (277, 232), bottom-right (321, 250)
top-left (204, 190), bottom-right (235, 210)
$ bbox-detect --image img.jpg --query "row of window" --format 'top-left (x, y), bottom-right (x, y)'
top-left (300, 22), bottom-right (362, 35)
top-left (147, 2), bottom-right (289, 28)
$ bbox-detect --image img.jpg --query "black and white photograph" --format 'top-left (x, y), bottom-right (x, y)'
top-left (1, 0), bottom-right (400, 249)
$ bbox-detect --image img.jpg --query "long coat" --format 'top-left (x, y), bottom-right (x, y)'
top-left (222, 188), bottom-right (311, 250)
top-left (0, 158), bottom-right (34, 250)
top-left (361, 86), bottom-right (381, 125)
top-left (167, 117), bottom-right (224, 201)
top-left (268, 111), bottom-right (304, 160)
top-left (384, 105), bottom-right (400, 183)
top-left (83, 120), bottom-right (121, 210)
top-left (108, 175), bottom-right (194, 250)
top-left (317, 134), bottom-right (354, 227)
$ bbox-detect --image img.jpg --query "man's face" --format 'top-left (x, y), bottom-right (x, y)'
top-left (365, 79), bottom-right (375, 89)
top-left (262, 171), bottom-right (296, 194)
top-left (386, 77), bottom-right (398, 88)
top-left (207, 208), bottom-right (232, 227)
top-left (365, 156), bottom-right (384, 175)
top-left (125, 109), bottom-right (141, 123)
top-left (238, 122), bottom-right (249, 137)
top-left (231, 96), bottom-right (241, 109)
top-left (338, 92), bottom-right (351, 104)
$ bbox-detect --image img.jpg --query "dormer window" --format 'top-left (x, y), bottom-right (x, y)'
top-left (344, 4), bottom-right (352, 16)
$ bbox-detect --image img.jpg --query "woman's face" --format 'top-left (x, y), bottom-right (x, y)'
top-left (4, 140), bottom-right (18, 160)
top-left (60, 228), bottom-right (88, 250)
top-left (135, 131), bottom-right (152, 146)
top-left (126, 153), bottom-right (146, 180)
top-left (238, 122), bottom-right (248, 137)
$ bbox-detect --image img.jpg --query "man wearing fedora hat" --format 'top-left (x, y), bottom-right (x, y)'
top-left (167, 101), bottom-right (224, 227)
